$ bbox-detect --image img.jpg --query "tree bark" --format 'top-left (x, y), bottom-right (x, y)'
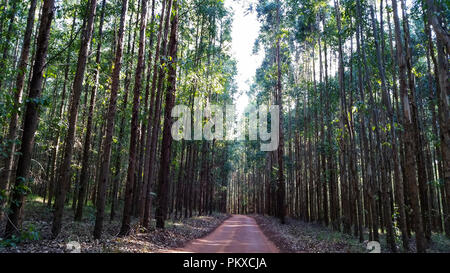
top-left (52, 0), bottom-right (97, 237)
top-left (119, 0), bottom-right (148, 236)
top-left (391, 0), bottom-right (427, 252)
top-left (75, 0), bottom-right (107, 222)
top-left (155, 0), bottom-right (178, 228)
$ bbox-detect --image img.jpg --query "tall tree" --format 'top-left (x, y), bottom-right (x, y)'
top-left (391, 0), bottom-right (426, 252)
top-left (142, 0), bottom-right (173, 229)
top-left (275, 0), bottom-right (285, 225)
top-left (155, 0), bottom-right (178, 229)
top-left (52, 0), bottom-right (98, 237)
top-left (75, 0), bottom-right (107, 222)
top-left (93, 0), bottom-right (129, 239)
top-left (0, 0), bottom-right (37, 218)
top-left (119, 0), bottom-right (148, 236)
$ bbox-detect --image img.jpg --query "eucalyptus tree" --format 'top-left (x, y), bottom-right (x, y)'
top-left (0, 0), bottom-right (37, 219)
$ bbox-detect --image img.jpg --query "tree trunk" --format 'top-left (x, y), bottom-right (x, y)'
top-left (119, 0), bottom-right (149, 236)
top-left (275, 0), bottom-right (285, 225)
top-left (391, 0), bottom-right (427, 252)
top-left (75, 0), bottom-right (107, 222)
top-left (0, 0), bottom-right (37, 218)
top-left (155, 0), bottom-right (178, 229)
top-left (4, 0), bottom-right (55, 238)
top-left (142, 0), bottom-right (173, 229)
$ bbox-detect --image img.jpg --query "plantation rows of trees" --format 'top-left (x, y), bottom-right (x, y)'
top-left (0, 0), bottom-right (236, 240)
top-left (226, 0), bottom-right (449, 253)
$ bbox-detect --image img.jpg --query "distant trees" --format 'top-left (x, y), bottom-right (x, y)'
top-left (75, 0), bottom-right (107, 222)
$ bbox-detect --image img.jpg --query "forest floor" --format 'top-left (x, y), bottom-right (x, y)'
top-left (252, 215), bottom-right (450, 253)
top-left (0, 195), bottom-right (230, 253)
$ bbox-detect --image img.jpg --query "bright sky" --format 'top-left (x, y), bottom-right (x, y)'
top-left (225, 0), bottom-right (263, 116)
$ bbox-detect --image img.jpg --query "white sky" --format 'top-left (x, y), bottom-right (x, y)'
top-left (225, 0), bottom-right (263, 116)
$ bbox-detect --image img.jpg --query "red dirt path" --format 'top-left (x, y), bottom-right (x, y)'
top-left (169, 214), bottom-right (279, 253)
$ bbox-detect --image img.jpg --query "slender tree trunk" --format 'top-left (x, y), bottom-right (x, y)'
top-left (0, 0), bottom-right (17, 91)
top-left (119, 0), bottom-right (149, 236)
top-left (75, 0), bottom-right (107, 222)
top-left (142, 0), bottom-right (173, 229)
top-left (425, 0), bottom-right (450, 238)
top-left (275, 0), bottom-right (285, 224)
top-left (47, 14), bottom-right (77, 208)
top-left (0, 0), bottom-right (37, 218)
top-left (369, 5), bottom-right (397, 252)
top-left (110, 2), bottom-right (138, 222)
top-left (52, 0), bottom-right (97, 237)
top-left (385, 3), bottom-right (410, 251)
top-left (136, 0), bottom-right (156, 222)
top-left (391, 0), bottom-right (427, 252)
top-left (93, 0), bottom-right (130, 239)
top-left (141, 0), bottom-right (168, 228)
top-left (155, 0), bottom-right (178, 228)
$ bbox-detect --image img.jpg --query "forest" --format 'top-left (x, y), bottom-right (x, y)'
top-left (0, 0), bottom-right (448, 254)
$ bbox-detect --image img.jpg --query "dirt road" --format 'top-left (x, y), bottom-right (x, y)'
top-left (172, 215), bottom-right (279, 253)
